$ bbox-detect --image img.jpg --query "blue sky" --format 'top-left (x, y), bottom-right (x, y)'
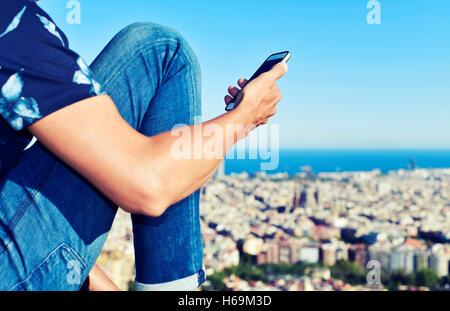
top-left (39, 0), bottom-right (450, 149)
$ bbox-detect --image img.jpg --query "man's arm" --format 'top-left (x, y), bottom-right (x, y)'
top-left (28, 63), bottom-right (287, 217)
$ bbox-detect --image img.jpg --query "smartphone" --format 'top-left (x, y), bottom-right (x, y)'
top-left (225, 51), bottom-right (291, 111)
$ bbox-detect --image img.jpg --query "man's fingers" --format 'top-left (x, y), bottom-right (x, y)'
top-left (228, 85), bottom-right (240, 97)
top-left (225, 95), bottom-right (233, 105)
top-left (266, 62), bottom-right (288, 80)
top-left (238, 78), bottom-right (248, 88)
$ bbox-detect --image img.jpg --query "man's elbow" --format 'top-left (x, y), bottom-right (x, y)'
top-left (137, 199), bottom-right (168, 218)
top-left (135, 188), bottom-right (171, 218)
top-left (121, 178), bottom-right (172, 218)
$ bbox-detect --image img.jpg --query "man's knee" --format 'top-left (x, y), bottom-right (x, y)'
top-left (117, 22), bottom-right (200, 73)
top-left (118, 22), bottom-right (180, 44)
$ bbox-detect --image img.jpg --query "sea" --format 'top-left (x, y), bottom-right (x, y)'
top-left (224, 149), bottom-right (450, 176)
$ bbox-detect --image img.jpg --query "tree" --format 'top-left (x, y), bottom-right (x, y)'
top-left (331, 260), bottom-right (366, 285)
top-left (415, 269), bottom-right (440, 288)
top-left (208, 271), bottom-right (227, 291)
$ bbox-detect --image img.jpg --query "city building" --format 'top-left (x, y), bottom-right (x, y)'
top-left (349, 244), bottom-right (368, 268)
top-left (389, 245), bottom-right (415, 274)
top-left (321, 243), bottom-right (337, 267)
top-left (299, 246), bottom-right (320, 265)
top-left (429, 245), bottom-right (449, 277)
top-left (414, 251), bottom-right (429, 272)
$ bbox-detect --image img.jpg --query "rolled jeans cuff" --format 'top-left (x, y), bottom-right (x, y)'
top-left (134, 267), bottom-right (206, 291)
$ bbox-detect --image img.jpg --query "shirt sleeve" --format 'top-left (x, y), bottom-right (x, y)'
top-left (0, 1), bottom-right (106, 131)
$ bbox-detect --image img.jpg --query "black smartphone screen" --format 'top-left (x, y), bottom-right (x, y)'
top-left (248, 51), bottom-right (290, 81)
top-left (226, 51), bottom-right (290, 111)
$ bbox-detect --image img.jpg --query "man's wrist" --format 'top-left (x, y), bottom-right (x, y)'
top-left (226, 107), bottom-right (256, 144)
top-left (229, 99), bottom-right (255, 128)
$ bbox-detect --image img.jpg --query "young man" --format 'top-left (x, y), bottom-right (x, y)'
top-left (0, 0), bottom-right (287, 290)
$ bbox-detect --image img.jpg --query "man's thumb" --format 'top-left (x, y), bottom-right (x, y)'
top-left (268, 62), bottom-right (288, 80)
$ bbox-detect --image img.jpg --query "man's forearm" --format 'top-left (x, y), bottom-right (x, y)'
top-left (145, 107), bottom-right (253, 208)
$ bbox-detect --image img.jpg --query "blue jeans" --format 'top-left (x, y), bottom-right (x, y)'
top-left (0, 23), bottom-right (204, 291)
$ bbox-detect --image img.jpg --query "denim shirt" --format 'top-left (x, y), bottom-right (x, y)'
top-left (0, 0), bottom-right (105, 176)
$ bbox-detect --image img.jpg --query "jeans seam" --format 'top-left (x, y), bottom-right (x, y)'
top-left (149, 41), bottom-right (201, 129)
top-left (99, 38), bottom-right (180, 92)
top-left (190, 195), bottom-right (198, 274)
top-left (99, 38), bottom-right (200, 131)
top-left (99, 39), bottom-right (180, 131)
top-left (8, 243), bottom-right (87, 291)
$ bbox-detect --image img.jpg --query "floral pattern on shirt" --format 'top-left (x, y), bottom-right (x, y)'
top-left (73, 56), bottom-right (104, 96)
top-left (0, 67), bottom-right (41, 130)
top-left (0, 4), bottom-right (104, 131)
top-left (36, 13), bottom-right (65, 47)
top-left (0, 5), bottom-right (26, 39)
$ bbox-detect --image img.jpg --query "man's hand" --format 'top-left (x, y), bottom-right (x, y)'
top-left (225, 62), bottom-right (288, 126)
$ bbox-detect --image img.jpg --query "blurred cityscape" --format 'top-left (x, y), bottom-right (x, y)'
top-left (97, 167), bottom-right (450, 291)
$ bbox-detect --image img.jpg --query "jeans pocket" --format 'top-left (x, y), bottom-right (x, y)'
top-left (9, 243), bottom-right (87, 291)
